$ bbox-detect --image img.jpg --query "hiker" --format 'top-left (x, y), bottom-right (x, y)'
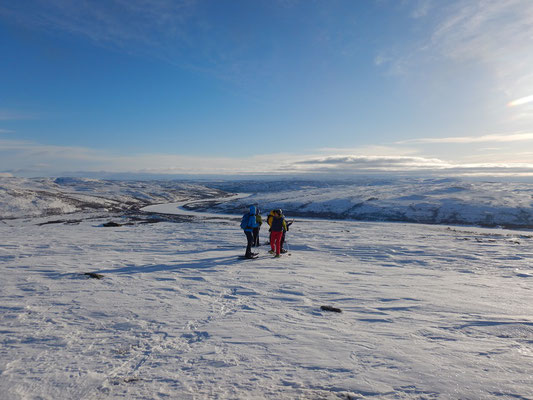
top-left (267, 209), bottom-right (293, 253)
top-left (241, 205), bottom-right (259, 259)
top-left (268, 209), bottom-right (287, 257)
top-left (253, 207), bottom-right (262, 247)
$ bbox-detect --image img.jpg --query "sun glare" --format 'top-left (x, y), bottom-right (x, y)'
top-left (508, 94), bottom-right (533, 107)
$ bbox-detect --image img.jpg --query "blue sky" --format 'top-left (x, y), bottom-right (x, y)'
top-left (1, 0), bottom-right (533, 178)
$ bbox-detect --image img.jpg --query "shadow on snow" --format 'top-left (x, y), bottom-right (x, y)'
top-left (95, 252), bottom-right (245, 275)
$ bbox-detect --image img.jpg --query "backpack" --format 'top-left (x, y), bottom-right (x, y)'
top-left (240, 213), bottom-right (251, 230)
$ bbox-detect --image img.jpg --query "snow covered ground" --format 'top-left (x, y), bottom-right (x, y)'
top-left (1, 209), bottom-right (532, 399)
top-left (203, 178), bottom-right (533, 230)
top-left (1, 177), bottom-right (533, 399)
top-left (0, 177), bottom-right (225, 219)
top-left (2, 176), bottom-right (533, 229)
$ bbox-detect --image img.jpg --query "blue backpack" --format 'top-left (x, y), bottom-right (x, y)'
top-left (240, 213), bottom-right (251, 230)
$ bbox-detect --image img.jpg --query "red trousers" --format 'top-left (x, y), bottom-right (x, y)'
top-left (270, 231), bottom-right (283, 255)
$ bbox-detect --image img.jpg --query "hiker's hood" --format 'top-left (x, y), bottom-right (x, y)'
top-left (249, 205), bottom-right (256, 214)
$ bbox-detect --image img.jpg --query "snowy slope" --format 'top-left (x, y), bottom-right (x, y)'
top-left (3, 176), bottom-right (533, 229)
top-left (0, 177), bottom-right (226, 219)
top-left (202, 178), bottom-right (533, 229)
top-left (1, 177), bottom-right (533, 399)
top-left (0, 214), bottom-right (532, 399)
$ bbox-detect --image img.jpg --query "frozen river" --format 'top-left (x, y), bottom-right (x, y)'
top-left (141, 193), bottom-right (250, 219)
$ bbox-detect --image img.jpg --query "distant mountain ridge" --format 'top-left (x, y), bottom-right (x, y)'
top-left (1, 177), bottom-right (533, 229)
top-left (202, 178), bottom-right (533, 230)
top-left (0, 177), bottom-right (224, 219)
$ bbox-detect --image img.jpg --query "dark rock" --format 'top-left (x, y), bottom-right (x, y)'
top-left (84, 272), bottom-right (104, 280)
top-left (321, 305), bottom-right (342, 313)
top-left (103, 221), bottom-right (121, 227)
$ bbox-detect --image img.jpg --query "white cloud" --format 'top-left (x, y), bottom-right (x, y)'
top-left (400, 132), bottom-right (533, 144)
top-left (0, 1), bottom-right (197, 49)
top-left (377, 0), bottom-right (533, 122)
top-left (0, 0), bottom-right (272, 85)
top-left (2, 138), bottom-right (533, 178)
top-left (288, 154), bottom-right (533, 176)
top-left (0, 109), bottom-right (37, 121)
top-left (317, 145), bottom-right (418, 157)
top-left (508, 95), bottom-right (533, 107)
top-left (0, 1), bottom-right (237, 81)
top-left (430, 1), bottom-right (532, 60)
top-left (410, 0), bottom-right (434, 19)
top-left (292, 155), bottom-right (451, 171)
top-left (435, 1), bottom-right (533, 100)
top-left (0, 138), bottom-right (302, 176)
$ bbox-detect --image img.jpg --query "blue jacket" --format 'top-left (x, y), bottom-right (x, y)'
top-left (243, 205), bottom-right (259, 232)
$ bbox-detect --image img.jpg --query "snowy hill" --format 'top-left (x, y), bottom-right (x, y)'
top-left (2, 176), bottom-right (533, 230)
top-left (0, 177), bottom-right (226, 219)
top-left (201, 178), bottom-right (533, 229)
